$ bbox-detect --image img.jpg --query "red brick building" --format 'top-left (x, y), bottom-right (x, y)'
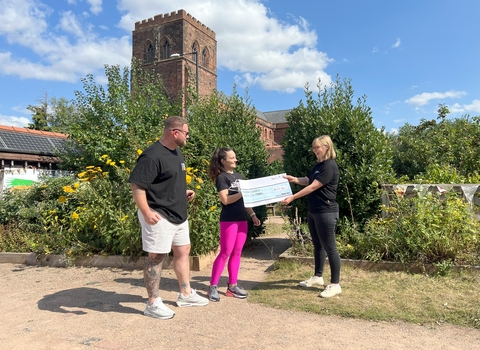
top-left (132, 10), bottom-right (217, 104)
top-left (133, 9), bottom-right (290, 162)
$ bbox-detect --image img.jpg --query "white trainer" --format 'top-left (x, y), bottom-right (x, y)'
top-left (144, 298), bottom-right (175, 319)
top-left (176, 289), bottom-right (209, 307)
top-left (298, 276), bottom-right (324, 287)
top-left (320, 284), bottom-right (342, 298)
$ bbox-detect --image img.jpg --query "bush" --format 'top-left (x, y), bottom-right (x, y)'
top-left (282, 75), bottom-right (395, 226)
top-left (391, 107), bottom-right (480, 180)
top-left (341, 191), bottom-right (480, 267)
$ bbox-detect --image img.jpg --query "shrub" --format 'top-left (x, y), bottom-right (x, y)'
top-left (344, 191), bottom-right (480, 266)
top-left (282, 75), bottom-right (395, 227)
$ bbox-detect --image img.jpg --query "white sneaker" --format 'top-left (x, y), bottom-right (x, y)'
top-left (298, 276), bottom-right (324, 287)
top-left (144, 298), bottom-right (175, 319)
top-left (176, 289), bottom-right (209, 307)
top-left (320, 284), bottom-right (342, 298)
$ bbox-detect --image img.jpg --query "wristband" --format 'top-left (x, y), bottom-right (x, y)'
top-left (250, 212), bottom-right (256, 217)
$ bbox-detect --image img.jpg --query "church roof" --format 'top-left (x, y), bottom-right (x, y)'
top-left (256, 109), bottom-right (292, 124)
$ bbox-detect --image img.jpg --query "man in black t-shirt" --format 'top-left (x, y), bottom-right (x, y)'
top-left (129, 116), bottom-right (208, 320)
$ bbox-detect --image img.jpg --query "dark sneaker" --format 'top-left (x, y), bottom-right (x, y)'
top-left (144, 298), bottom-right (175, 320)
top-left (176, 289), bottom-right (209, 307)
top-left (226, 284), bottom-right (248, 299)
top-left (208, 285), bottom-right (220, 302)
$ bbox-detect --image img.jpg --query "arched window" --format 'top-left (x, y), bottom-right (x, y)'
top-left (202, 48), bottom-right (208, 67)
top-left (162, 40), bottom-right (170, 60)
top-left (145, 42), bottom-right (154, 63)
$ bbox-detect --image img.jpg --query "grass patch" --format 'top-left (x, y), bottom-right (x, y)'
top-left (248, 261), bottom-right (480, 329)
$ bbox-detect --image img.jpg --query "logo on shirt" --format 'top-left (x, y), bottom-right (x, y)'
top-left (229, 179), bottom-right (240, 193)
top-left (181, 163), bottom-right (186, 171)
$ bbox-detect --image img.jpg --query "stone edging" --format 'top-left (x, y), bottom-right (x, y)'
top-left (0, 250), bottom-right (218, 271)
top-left (279, 248), bottom-right (480, 274)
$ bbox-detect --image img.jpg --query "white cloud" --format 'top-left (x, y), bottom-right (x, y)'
top-left (0, 0), bottom-right (332, 94)
top-left (372, 47), bottom-right (379, 54)
top-left (0, 114), bottom-right (30, 127)
top-left (117, 0), bottom-right (332, 93)
top-left (87, 0), bottom-right (102, 15)
top-left (0, 0), bottom-right (130, 82)
top-left (392, 38), bottom-right (401, 48)
top-left (405, 90), bottom-right (467, 106)
top-left (449, 99), bottom-right (480, 114)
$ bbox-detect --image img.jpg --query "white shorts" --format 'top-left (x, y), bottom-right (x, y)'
top-left (138, 210), bottom-right (190, 254)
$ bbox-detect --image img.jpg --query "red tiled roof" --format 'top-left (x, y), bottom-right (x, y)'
top-left (0, 125), bottom-right (68, 139)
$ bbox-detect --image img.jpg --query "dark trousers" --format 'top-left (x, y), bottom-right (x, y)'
top-left (307, 211), bottom-right (340, 284)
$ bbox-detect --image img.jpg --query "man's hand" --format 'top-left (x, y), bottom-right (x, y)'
top-left (187, 190), bottom-right (195, 201)
top-left (143, 210), bottom-right (161, 225)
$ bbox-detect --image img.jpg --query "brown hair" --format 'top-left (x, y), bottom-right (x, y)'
top-left (209, 147), bottom-right (233, 181)
top-left (164, 116), bottom-right (187, 131)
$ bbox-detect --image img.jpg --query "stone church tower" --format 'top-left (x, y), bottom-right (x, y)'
top-left (132, 9), bottom-right (217, 103)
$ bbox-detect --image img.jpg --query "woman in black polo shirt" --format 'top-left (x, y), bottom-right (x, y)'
top-left (282, 135), bottom-right (341, 298)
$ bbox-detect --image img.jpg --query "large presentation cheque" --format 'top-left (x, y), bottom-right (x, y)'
top-left (238, 173), bottom-right (292, 208)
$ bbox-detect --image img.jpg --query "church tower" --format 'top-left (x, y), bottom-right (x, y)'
top-left (132, 9), bottom-right (217, 103)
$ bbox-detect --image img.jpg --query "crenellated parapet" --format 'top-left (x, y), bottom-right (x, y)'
top-left (134, 9), bottom-right (216, 39)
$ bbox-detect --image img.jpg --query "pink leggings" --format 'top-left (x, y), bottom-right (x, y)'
top-left (210, 221), bottom-right (248, 285)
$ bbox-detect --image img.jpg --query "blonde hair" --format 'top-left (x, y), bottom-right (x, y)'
top-left (312, 135), bottom-right (336, 160)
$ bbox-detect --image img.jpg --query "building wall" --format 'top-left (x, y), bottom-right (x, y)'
top-left (133, 9), bottom-right (285, 162)
top-left (132, 9), bottom-right (217, 103)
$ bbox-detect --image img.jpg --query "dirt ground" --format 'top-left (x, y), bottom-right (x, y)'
top-left (1, 228), bottom-right (479, 350)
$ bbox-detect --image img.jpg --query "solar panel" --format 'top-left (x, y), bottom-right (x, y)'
top-left (0, 131), bottom-right (66, 155)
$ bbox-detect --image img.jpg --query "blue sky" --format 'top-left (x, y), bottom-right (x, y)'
top-left (0, 0), bottom-right (479, 133)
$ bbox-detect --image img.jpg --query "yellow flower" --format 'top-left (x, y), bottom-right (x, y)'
top-left (72, 212), bottom-right (79, 220)
top-left (119, 160), bottom-right (125, 164)
top-left (109, 161), bottom-right (116, 166)
top-left (86, 166), bottom-right (95, 169)
top-left (78, 172), bottom-right (87, 178)
top-left (73, 183), bottom-right (80, 188)
top-left (63, 186), bottom-right (75, 193)
top-left (196, 185), bottom-right (201, 189)
top-left (121, 215), bottom-right (128, 221)
top-left (186, 167), bottom-right (193, 174)
top-left (203, 159), bottom-right (210, 166)
top-left (100, 154), bottom-right (108, 159)
top-left (186, 175), bottom-right (192, 184)
top-left (210, 205), bottom-right (217, 211)
top-left (58, 196), bottom-right (67, 203)
top-left (137, 149), bottom-right (143, 155)
top-left (94, 225), bottom-right (97, 229)
top-left (196, 177), bottom-right (204, 184)
top-left (106, 159), bottom-right (112, 165)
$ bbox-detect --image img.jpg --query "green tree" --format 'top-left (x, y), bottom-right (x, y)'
top-left (57, 59), bottom-right (180, 172)
top-left (186, 86), bottom-right (270, 240)
top-left (391, 104), bottom-right (480, 180)
top-left (48, 97), bottom-right (77, 134)
top-left (27, 93), bottom-right (51, 131)
top-left (282, 76), bottom-right (395, 226)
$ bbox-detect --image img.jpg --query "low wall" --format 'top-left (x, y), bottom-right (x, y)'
top-left (0, 249), bottom-right (218, 271)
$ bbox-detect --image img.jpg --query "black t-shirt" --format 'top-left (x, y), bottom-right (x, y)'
top-left (216, 172), bottom-right (247, 222)
top-left (307, 159), bottom-right (339, 213)
top-left (128, 141), bottom-right (187, 224)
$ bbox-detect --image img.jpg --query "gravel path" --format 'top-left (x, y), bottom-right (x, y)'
top-left (1, 231), bottom-right (479, 349)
